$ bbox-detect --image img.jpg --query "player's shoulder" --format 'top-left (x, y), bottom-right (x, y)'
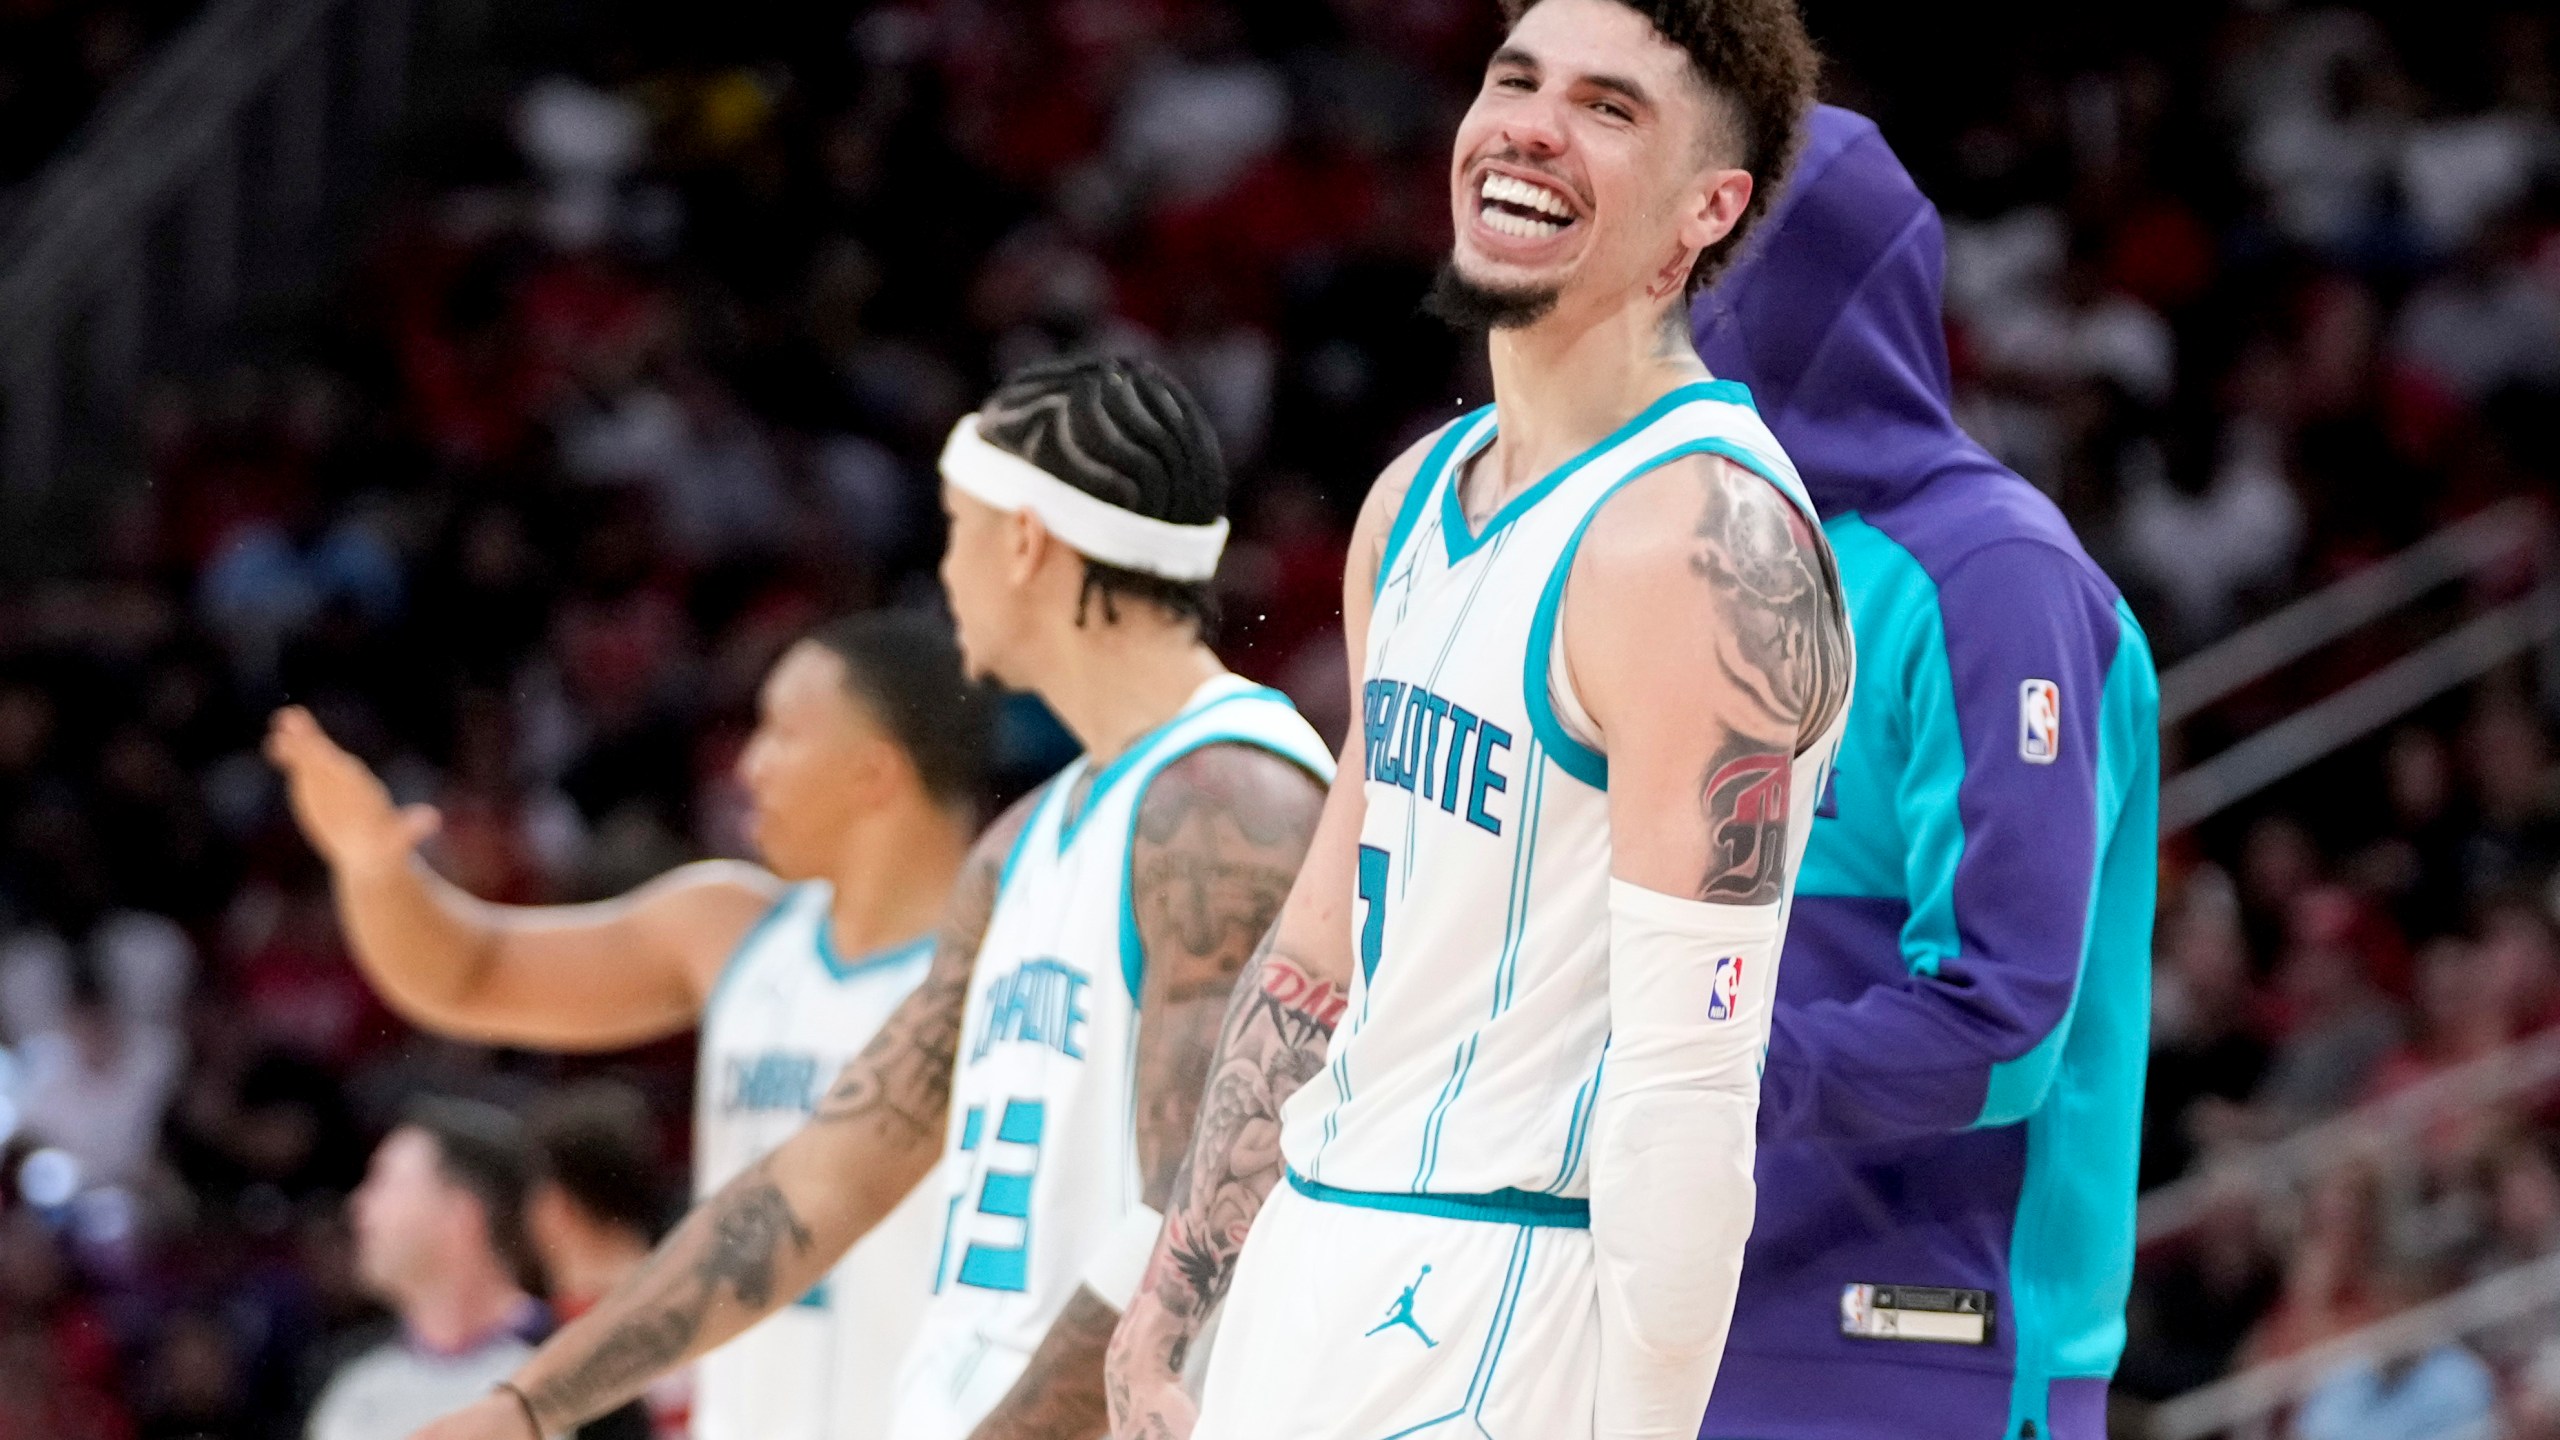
top-left (1576, 448), bottom-right (1820, 598)
top-left (1361, 423), bottom-right (1449, 526)
top-left (969, 782), bottom-right (1051, 873)
top-left (638, 859), bottom-right (791, 943)
top-left (1134, 741), bottom-right (1327, 848)
top-left (1351, 415), bottom-right (1471, 576)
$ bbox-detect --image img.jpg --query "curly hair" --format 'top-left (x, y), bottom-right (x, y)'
top-left (1500, 0), bottom-right (1820, 293)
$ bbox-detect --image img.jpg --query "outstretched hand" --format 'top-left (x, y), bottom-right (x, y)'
top-left (265, 705), bottom-right (442, 877)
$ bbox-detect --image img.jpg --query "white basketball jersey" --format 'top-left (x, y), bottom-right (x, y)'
top-left (693, 881), bottom-right (940, 1440)
top-left (1281, 379), bottom-right (1850, 1203)
top-left (891, 675), bottom-right (1332, 1440)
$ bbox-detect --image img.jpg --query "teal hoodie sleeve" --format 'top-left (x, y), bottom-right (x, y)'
top-left (1757, 535), bottom-right (2157, 1141)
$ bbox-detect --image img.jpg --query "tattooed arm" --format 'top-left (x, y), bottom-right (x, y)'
top-left (408, 792), bottom-right (1040, 1440)
top-left (1571, 452), bottom-right (1847, 900)
top-left (1565, 451), bottom-right (1852, 1438)
top-left (1103, 433), bottom-right (1426, 1440)
top-left (966, 745), bottom-right (1324, 1440)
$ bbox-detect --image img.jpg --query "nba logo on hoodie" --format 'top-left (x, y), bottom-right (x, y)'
top-left (1709, 956), bottom-right (1744, 1021)
top-left (2019, 680), bottom-right (2061, 764)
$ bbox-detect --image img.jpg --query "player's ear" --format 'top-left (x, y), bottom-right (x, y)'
top-left (1005, 505), bottom-right (1052, 587)
top-left (847, 730), bottom-right (909, 808)
top-left (1678, 166), bottom-right (1752, 258)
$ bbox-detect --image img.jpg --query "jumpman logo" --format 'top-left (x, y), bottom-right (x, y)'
top-left (1364, 1264), bottom-right (1438, 1347)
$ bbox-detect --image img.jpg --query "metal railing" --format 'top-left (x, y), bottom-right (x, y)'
top-left (0, 0), bottom-right (414, 501)
top-left (2156, 499), bottom-right (2553, 834)
top-left (2159, 500), bottom-right (2542, 726)
top-left (2149, 1247), bottom-right (2560, 1440)
top-left (2137, 1028), bottom-right (2560, 1246)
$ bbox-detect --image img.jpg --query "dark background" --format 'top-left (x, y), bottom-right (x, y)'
top-left (0, 0), bottom-right (2557, 1434)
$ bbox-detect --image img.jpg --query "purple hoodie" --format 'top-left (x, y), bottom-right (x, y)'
top-left (1691, 107), bottom-right (2160, 1440)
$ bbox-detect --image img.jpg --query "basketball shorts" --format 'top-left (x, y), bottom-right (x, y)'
top-left (1194, 1173), bottom-right (1598, 1440)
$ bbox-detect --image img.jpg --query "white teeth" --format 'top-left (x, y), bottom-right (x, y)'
top-left (1478, 172), bottom-right (1574, 219)
top-left (1482, 207), bottom-right (1563, 239)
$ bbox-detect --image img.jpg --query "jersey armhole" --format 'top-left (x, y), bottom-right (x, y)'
top-left (702, 884), bottom-right (812, 1013)
top-left (1523, 436), bottom-right (1809, 791)
top-left (1115, 722), bottom-right (1334, 1006)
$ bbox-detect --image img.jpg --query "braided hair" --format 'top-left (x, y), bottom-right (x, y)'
top-left (974, 354), bottom-right (1227, 635)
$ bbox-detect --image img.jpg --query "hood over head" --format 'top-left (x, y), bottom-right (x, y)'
top-left (1693, 105), bottom-right (2000, 518)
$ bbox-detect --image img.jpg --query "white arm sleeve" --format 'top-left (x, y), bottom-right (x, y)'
top-left (1589, 880), bottom-right (1785, 1440)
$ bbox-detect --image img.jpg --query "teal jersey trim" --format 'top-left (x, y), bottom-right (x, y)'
top-left (1286, 1167), bottom-right (1590, 1229)
top-left (701, 882), bottom-right (806, 1012)
top-left (1059, 686), bottom-right (1292, 851)
top-left (998, 778), bottom-right (1061, 896)
top-left (1520, 434), bottom-right (1797, 788)
top-left (1114, 696), bottom-right (1335, 1004)
top-left (1439, 380), bottom-right (1760, 567)
top-left (818, 931), bottom-right (935, 983)
top-left (1375, 411), bottom-right (1486, 601)
top-left (2004, 600), bottom-right (2159, 1436)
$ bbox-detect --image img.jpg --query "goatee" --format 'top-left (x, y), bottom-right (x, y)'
top-left (1424, 258), bottom-right (1559, 332)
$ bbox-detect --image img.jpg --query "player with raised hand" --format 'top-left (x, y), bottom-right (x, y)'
top-left (403, 353), bottom-right (1331, 1440)
top-left (1106, 1), bottom-right (1844, 1437)
top-left (269, 610), bottom-right (991, 1440)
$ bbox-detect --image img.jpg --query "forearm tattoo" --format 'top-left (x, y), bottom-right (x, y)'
top-left (523, 1164), bottom-right (813, 1428)
top-left (1144, 940), bottom-right (1345, 1370)
top-left (968, 1288), bottom-right (1119, 1440)
top-left (521, 798), bottom-right (1029, 1431)
top-left (812, 819), bottom-right (1006, 1138)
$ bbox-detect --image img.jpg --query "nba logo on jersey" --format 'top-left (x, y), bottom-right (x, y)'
top-left (2019, 680), bottom-right (2061, 765)
top-left (1708, 955), bottom-right (1745, 1022)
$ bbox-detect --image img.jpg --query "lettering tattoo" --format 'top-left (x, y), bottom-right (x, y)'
top-left (1699, 735), bottom-right (1791, 903)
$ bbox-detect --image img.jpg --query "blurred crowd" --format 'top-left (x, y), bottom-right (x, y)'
top-left (0, 0), bottom-right (204, 203)
top-left (0, 0), bottom-right (2557, 1435)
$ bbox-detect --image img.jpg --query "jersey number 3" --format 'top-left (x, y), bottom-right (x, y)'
top-left (1357, 844), bottom-right (1390, 981)
top-left (936, 1098), bottom-right (1046, 1292)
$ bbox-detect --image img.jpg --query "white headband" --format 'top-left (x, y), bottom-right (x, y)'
top-left (938, 414), bottom-right (1230, 583)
